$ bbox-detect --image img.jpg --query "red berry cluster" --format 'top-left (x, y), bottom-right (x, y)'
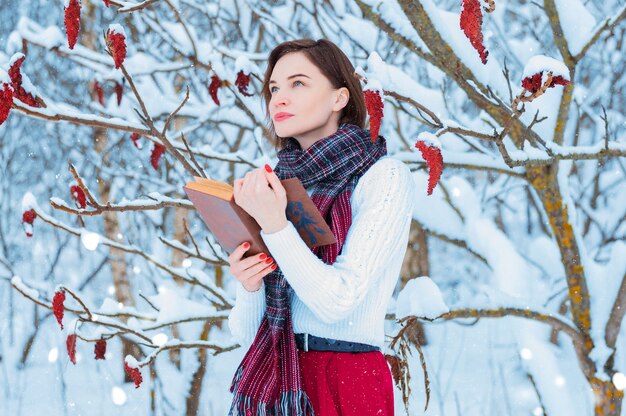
top-left (93, 80), bottom-right (104, 105)
top-left (415, 140), bottom-right (444, 195)
top-left (8, 55), bottom-right (42, 107)
top-left (64, 0), bottom-right (81, 50)
top-left (460, 0), bottom-right (489, 64)
top-left (0, 84), bottom-right (12, 126)
top-left (130, 132), bottom-right (141, 148)
top-left (70, 185), bottom-right (87, 208)
top-left (124, 360), bottom-right (143, 388)
top-left (115, 80), bottom-right (124, 105)
top-left (364, 89), bottom-right (384, 143)
top-left (66, 333), bottom-right (77, 364)
top-left (94, 340), bottom-right (107, 360)
top-left (22, 209), bottom-right (37, 237)
top-left (235, 70), bottom-right (254, 97)
top-left (53, 290), bottom-right (66, 329)
top-left (150, 143), bottom-right (166, 170)
top-left (106, 28), bottom-right (127, 69)
top-left (208, 75), bottom-right (223, 105)
top-left (209, 70), bottom-right (256, 105)
top-left (521, 72), bottom-right (570, 94)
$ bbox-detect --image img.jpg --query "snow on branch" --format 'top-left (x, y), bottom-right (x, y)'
top-left (20, 194), bottom-right (233, 307)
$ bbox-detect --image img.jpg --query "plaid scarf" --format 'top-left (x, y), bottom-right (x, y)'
top-left (228, 122), bottom-right (387, 416)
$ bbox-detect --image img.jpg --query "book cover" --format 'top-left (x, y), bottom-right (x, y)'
top-left (183, 176), bottom-right (337, 258)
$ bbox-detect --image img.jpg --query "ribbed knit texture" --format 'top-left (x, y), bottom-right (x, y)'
top-left (228, 155), bottom-right (415, 351)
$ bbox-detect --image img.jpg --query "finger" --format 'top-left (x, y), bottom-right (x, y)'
top-left (239, 251), bottom-right (271, 269)
top-left (248, 168), bottom-right (260, 191)
top-left (229, 241), bottom-right (250, 263)
top-left (263, 166), bottom-right (283, 193)
top-left (233, 179), bottom-right (243, 199)
top-left (241, 259), bottom-right (276, 282)
top-left (242, 172), bottom-right (255, 193)
top-left (235, 257), bottom-right (272, 283)
top-left (256, 170), bottom-right (270, 192)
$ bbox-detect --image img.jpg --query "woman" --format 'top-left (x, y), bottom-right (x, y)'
top-left (227, 38), bottom-right (416, 416)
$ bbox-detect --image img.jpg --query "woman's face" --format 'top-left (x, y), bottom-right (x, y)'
top-left (268, 52), bottom-right (349, 150)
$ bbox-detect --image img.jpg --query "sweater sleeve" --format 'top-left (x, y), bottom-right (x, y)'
top-left (227, 280), bottom-right (266, 347)
top-left (259, 157), bottom-right (415, 324)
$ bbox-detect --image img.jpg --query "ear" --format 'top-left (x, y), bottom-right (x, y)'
top-left (333, 87), bottom-right (349, 111)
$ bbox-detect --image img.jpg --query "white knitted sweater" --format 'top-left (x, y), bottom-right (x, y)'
top-left (227, 155), bottom-right (416, 350)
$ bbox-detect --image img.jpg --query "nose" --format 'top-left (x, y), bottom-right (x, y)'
top-left (271, 90), bottom-right (289, 108)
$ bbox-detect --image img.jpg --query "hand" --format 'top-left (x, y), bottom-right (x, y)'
top-left (228, 242), bottom-right (276, 292)
top-left (233, 164), bottom-right (288, 231)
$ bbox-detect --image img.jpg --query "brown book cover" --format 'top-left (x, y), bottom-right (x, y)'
top-left (183, 176), bottom-right (337, 258)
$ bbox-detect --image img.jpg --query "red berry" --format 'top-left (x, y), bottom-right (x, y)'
top-left (208, 74), bottom-right (221, 105)
top-left (150, 143), bottom-right (166, 170)
top-left (22, 209), bottom-right (36, 225)
top-left (106, 25), bottom-right (127, 69)
top-left (93, 80), bottom-right (104, 106)
top-left (70, 185), bottom-right (87, 208)
top-left (364, 89), bottom-right (384, 142)
top-left (124, 359), bottom-right (143, 388)
top-left (64, 0), bottom-right (81, 50)
top-left (521, 72), bottom-right (570, 94)
top-left (460, 0), bottom-right (489, 64)
top-left (94, 340), bottom-right (107, 360)
top-left (130, 132), bottom-right (141, 148)
top-left (53, 290), bottom-right (66, 329)
top-left (66, 334), bottom-right (77, 365)
top-left (8, 54), bottom-right (40, 107)
top-left (114, 81), bottom-right (123, 106)
top-left (0, 83), bottom-right (12, 126)
top-left (235, 70), bottom-right (253, 97)
top-left (415, 140), bottom-right (444, 195)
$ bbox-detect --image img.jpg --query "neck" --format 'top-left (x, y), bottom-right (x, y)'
top-left (294, 119), bottom-right (341, 151)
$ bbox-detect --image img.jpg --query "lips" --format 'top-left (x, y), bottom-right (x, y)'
top-left (275, 113), bottom-right (294, 122)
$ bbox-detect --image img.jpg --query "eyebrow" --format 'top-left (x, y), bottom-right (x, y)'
top-left (269, 74), bottom-right (311, 85)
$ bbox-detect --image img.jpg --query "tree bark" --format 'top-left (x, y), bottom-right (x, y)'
top-left (399, 220), bottom-right (428, 346)
top-left (84, 1), bottom-right (141, 383)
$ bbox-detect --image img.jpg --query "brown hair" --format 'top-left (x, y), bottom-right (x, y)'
top-left (261, 38), bottom-right (366, 151)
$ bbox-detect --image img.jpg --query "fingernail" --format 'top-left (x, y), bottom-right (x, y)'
top-left (259, 253), bottom-right (267, 260)
top-left (271, 264), bottom-right (277, 270)
top-left (264, 164), bottom-right (273, 173)
top-left (264, 257), bottom-right (273, 264)
top-left (243, 242), bottom-right (250, 249)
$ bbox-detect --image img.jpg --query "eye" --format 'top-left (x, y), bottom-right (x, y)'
top-left (270, 80), bottom-right (304, 94)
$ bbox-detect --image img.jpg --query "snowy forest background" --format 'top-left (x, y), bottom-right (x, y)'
top-left (1, 0), bottom-right (625, 415)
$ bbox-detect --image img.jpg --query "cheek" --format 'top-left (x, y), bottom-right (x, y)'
top-left (304, 91), bottom-right (331, 113)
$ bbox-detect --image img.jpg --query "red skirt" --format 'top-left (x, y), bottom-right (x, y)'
top-left (298, 349), bottom-right (395, 415)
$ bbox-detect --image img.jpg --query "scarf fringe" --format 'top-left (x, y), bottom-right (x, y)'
top-left (229, 365), bottom-right (315, 416)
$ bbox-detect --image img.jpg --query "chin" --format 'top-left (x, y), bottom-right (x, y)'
top-left (274, 123), bottom-right (302, 138)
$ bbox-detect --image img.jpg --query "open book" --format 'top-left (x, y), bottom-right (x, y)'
top-left (183, 176), bottom-right (337, 258)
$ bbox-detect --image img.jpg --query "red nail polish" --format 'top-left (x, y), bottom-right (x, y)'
top-left (265, 164), bottom-right (273, 173)
top-left (243, 242), bottom-right (250, 249)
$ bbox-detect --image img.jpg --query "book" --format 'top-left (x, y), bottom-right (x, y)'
top-left (183, 175), bottom-right (337, 258)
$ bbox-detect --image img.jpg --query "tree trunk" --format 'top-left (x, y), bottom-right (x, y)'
top-left (526, 165), bottom-right (592, 346)
top-left (590, 378), bottom-right (624, 416)
top-left (399, 220), bottom-right (428, 346)
top-left (83, 1), bottom-right (141, 383)
top-left (185, 320), bottom-right (212, 416)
